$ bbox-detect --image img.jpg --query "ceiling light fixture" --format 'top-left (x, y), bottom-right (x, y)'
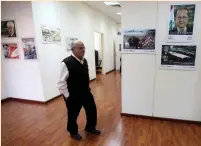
top-left (104, 1), bottom-right (120, 6)
top-left (117, 12), bottom-right (121, 15)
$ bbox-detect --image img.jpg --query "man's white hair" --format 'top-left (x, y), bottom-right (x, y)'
top-left (71, 40), bottom-right (84, 50)
top-left (7, 21), bottom-right (14, 27)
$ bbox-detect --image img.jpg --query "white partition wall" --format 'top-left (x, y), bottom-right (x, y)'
top-left (153, 1), bottom-right (201, 121)
top-left (121, 2), bottom-right (157, 116)
top-left (121, 1), bottom-right (201, 121)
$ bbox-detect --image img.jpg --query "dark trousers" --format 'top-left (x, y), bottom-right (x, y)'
top-left (63, 92), bottom-right (97, 134)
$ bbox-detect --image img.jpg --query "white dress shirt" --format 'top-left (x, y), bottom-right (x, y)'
top-left (57, 54), bottom-right (84, 99)
top-left (177, 27), bottom-right (187, 34)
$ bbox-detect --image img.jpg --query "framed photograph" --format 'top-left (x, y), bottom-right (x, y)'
top-left (122, 29), bottom-right (156, 53)
top-left (22, 38), bottom-right (37, 60)
top-left (168, 4), bottom-right (196, 42)
top-left (66, 37), bottom-right (78, 51)
top-left (2, 43), bottom-right (19, 59)
top-left (41, 25), bottom-right (61, 44)
top-left (1, 20), bottom-right (17, 38)
top-left (160, 45), bottom-right (197, 70)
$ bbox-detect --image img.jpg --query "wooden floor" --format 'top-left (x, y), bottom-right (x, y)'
top-left (1, 71), bottom-right (201, 146)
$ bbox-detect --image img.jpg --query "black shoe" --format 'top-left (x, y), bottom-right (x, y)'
top-left (70, 133), bottom-right (82, 140)
top-left (85, 129), bottom-right (101, 135)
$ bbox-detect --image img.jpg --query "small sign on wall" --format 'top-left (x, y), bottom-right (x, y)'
top-left (66, 37), bottom-right (78, 51)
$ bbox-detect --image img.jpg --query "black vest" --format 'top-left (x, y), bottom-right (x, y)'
top-left (62, 55), bottom-right (90, 96)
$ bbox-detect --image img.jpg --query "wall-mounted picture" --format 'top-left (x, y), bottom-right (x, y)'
top-left (1, 20), bottom-right (17, 38)
top-left (66, 37), bottom-right (78, 51)
top-left (2, 43), bottom-right (19, 59)
top-left (41, 25), bottom-right (61, 44)
top-left (160, 45), bottom-right (196, 70)
top-left (123, 29), bottom-right (155, 53)
top-left (168, 4), bottom-right (196, 42)
top-left (22, 38), bottom-right (37, 60)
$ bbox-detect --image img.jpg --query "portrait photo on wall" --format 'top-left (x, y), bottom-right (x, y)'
top-left (41, 25), bottom-right (61, 44)
top-left (160, 45), bottom-right (196, 70)
top-left (168, 4), bottom-right (196, 42)
top-left (2, 43), bottom-right (19, 59)
top-left (1, 20), bottom-right (17, 38)
top-left (22, 38), bottom-right (37, 60)
top-left (123, 29), bottom-right (155, 53)
top-left (66, 37), bottom-right (78, 51)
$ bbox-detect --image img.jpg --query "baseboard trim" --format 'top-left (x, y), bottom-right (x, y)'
top-left (90, 78), bottom-right (96, 82)
top-left (106, 69), bottom-right (115, 74)
top-left (45, 94), bottom-right (62, 104)
top-left (1, 97), bottom-right (45, 104)
top-left (1, 94), bottom-right (62, 105)
top-left (1, 98), bottom-right (10, 103)
top-left (121, 113), bottom-right (201, 125)
top-left (1, 78), bottom-right (97, 105)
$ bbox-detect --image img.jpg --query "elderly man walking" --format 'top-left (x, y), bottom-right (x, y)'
top-left (58, 40), bottom-right (101, 140)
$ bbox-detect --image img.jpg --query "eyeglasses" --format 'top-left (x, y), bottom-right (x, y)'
top-left (176, 16), bottom-right (188, 20)
top-left (76, 47), bottom-right (85, 50)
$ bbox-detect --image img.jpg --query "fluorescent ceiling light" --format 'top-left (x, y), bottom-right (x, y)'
top-left (117, 12), bottom-right (121, 15)
top-left (104, 1), bottom-right (120, 6)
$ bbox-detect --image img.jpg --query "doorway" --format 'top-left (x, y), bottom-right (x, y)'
top-left (94, 32), bottom-right (103, 74)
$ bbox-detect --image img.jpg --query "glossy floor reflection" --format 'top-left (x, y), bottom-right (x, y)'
top-left (1, 71), bottom-right (201, 146)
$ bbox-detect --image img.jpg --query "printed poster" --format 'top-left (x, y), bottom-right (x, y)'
top-left (1, 20), bottom-right (17, 38)
top-left (160, 45), bottom-right (196, 70)
top-left (168, 4), bottom-right (196, 42)
top-left (2, 43), bottom-right (19, 59)
top-left (123, 29), bottom-right (156, 53)
top-left (22, 38), bottom-right (37, 59)
top-left (41, 25), bottom-right (61, 44)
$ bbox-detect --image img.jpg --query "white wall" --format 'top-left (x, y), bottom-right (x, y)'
top-left (1, 1), bottom-right (44, 101)
top-left (121, 1), bottom-right (201, 121)
top-left (115, 35), bottom-right (121, 70)
top-left (31, 2), bottom-right (117, 101)
top-left (115, 23), bottom-right (121, 70)
top-left (94, 32), bottom-right (102, 61)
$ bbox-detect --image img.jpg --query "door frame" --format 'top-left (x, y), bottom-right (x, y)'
top-left (93, 31), bottom-right (105, 74)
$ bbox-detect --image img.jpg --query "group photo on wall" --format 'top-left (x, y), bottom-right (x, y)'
top-left (160, 45), bottom-right (197, 70)
top-left (168, 4), bottom-right (196, 42)
top-left (123, 29), bottom-right (155, 53)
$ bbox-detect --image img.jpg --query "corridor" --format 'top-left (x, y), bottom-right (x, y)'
top-left (1, 71), bottom-right (201, 146)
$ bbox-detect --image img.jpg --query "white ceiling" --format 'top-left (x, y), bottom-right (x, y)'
top-left (83, 1), bottom-right (121, 24)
